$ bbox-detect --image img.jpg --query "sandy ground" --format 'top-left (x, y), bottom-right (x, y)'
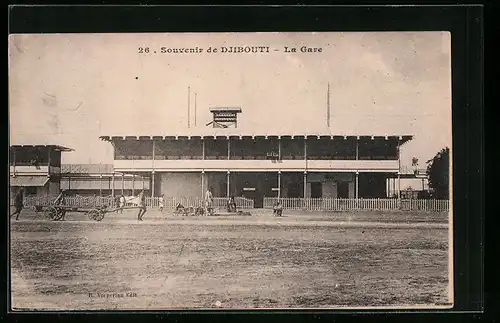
top-left (9, 209), bottom-right (451, 311)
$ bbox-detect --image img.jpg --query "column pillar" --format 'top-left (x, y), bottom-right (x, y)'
top-left (12, 147), bottom-right (16, 176)
top-left (202, 139), bottom-right (205, 160)
top-left (397, 138), bottom-right (401, 200)
top-left (111, 173), bottom-right (115, 197)
top-left (132, 175), bottom-right (135, 195)
top-left (278, 137), bottom-right (282, 160)
top-left (121, 173), bottom-right (124, 195)
top-left (227, 138), bottom-right (231, 160)
top-left (277, 171), bottom-right (281, 199)
top-left (152, 171), bottom-right (155, 197)
top-left (355, 171), bottom-right (359, 199)
top-left (152, 138), bottom-right (156, 197)
top-left (304, 136), bottom-right (308, 160)
top-left (99, 174), bottom-right (103, 196)
top-left (47, 146), bottom-right (51, 170)
top-left (201, 171), bottom-right (205, 198)
top-left (356, 137), bottom-right (359, 160)
top-left (226, 171), bottom-right (230, 197)
top-left (303, 171), bottom-right (307, 198)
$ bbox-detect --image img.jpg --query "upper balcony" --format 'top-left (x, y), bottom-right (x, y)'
top-left (113, 158), bottom-right (399, 172)
top-left (105, 135), bottom-right (410, 173)
top-left (10, 165), bottom-right (49, 175)
top-left (108, 136), bottom-right (407, 160)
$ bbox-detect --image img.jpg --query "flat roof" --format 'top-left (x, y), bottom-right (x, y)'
top-left (10, 144), bottom-right (73, 152)
top-left (100, 133), bottom-right (413, 144)
top-left (10, 175), bottom-right (50, 187)
top-left (209, 107), bottom-right (242, 113)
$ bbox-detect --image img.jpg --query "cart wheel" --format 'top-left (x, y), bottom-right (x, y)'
top-left (94, 210), bottom-right (105, 222)
top-left (87, 209), bottom-right (100, 221)
top-left (44, 206), bottom-right (61, 221)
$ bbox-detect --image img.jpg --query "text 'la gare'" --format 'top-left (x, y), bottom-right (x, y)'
top-left (284, 46), bottom-right (323, 53)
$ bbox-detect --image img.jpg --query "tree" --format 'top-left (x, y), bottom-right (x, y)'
top-left (426, 147), bottom-right (450, 199)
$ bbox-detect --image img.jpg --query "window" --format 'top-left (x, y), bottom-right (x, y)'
top-left (25, 187), bottom-right (37, 195)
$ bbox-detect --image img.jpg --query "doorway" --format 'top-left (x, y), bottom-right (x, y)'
top-left (337, 181), bottom-right (349, 198)
top-left (310, 182), bottom-right (323, 198)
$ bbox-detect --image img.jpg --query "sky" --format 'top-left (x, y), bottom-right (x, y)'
top-left (9, 32), bottom-right (451, 168)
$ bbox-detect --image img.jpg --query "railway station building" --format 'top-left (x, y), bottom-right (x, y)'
top-left (100, 108), bottom-right (413, 208)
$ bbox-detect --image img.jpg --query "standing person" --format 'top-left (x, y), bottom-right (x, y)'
top-left (273, 201), bottom-right (283, 217)
top-left (227, 196), bottom-right (237, 213)
top-left (205, 187), bottom-right (214, 215)
top-left (137, 191), bottom-right (147, 221)
top-left (54, 189), bottom-right (68, 221)
top-left (114, 195), bottom-right (120, 213)
top-left (119, 194), bottom-right (125, 214)
top-left (158, 194), bottom-right (165, 212)
top-left (11, 188), bottom-right (24, 221)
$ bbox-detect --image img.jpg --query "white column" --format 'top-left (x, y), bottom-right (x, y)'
top-left (303, 171), bottom-right (307, 198)
top-left (12, 147), bottom-right (16, 175)
top-left (111, 173), bottom-right (115, 197)
top-left (121, 173), bottom-right (124, 195)
top-left (355, 171), bottom-right (359, 199)
top-left (397, 139), bottom-right (401, 199)
top-left (202, 139), bottom-right (205, 160)
top-left (132, 175), bottom-right (135, 195)
top-left (99, 174), bottom-right (103, 196)
top-left (226, 171), bottom-right (230, 197)
top-left (152, 139), bottom-right (156, 197)
top-left (356, 137), bottom-right (359, 160)
top-left (152, 171), bottom-right (155, 197)
top-left (227, 138), bottom-right (231, 160)
top-left (278, 137), bottom-right (282, 159)
top-left (201, 171), bottom-right (205, 198)
top-left (278, 171), bottom-right (281, 199)
top-left (304, 137), bottom-right (307, 160)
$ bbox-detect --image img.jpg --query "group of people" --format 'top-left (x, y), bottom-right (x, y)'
top-left (114, 191), bottom-right (147, 221)
top-left (10, 188), bottom-right (68, 221)
top-left (11, 186), bottom-right (284, 221)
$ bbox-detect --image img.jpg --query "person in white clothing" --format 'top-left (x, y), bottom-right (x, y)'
top-left (205, 188), bottom-right (214, 215)
top-left (119, 195), bottom-right (125, 214)
top-left (159, 194), bottom-right (165, 212)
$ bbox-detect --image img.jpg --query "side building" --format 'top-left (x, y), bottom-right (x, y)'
top-left (100, 130), bottom-right (412, 207)
top-left (60, 164), bottom-right (150, 196)
top-left (9, 144), bottom-right (72, 197)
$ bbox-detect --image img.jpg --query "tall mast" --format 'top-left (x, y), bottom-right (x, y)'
top-left (187, 86), bottom-right (191, 128)
top-left (194, 92), bottom-right (197, 127)
top-left (327, 82), bottom-right (331, 127)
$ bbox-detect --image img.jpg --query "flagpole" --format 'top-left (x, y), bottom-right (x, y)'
top-left (327, 82), bottom-right (330, 128)
top-left (188, 86), bottom-right (191, 128)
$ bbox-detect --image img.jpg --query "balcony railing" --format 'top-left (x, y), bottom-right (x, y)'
top-left (10, 165), bottom-right (49, 174)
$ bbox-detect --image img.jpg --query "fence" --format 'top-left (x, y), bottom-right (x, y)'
top-left (10, 195), bottom-right (254, 210)
top-left (14, 195), bottom-right (114, 208)
top-left (10, 195), bottom-right (447, 212)
top-left (144, 196), bottom-right (254, 209)
top-left (263, 197), bottom-right (449, 212)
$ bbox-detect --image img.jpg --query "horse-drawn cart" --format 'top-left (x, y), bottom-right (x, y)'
top-left (40, 204), bottom-right (145, 221)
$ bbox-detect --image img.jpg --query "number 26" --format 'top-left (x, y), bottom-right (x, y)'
top-left (138, 47), bottom-right (150, 54)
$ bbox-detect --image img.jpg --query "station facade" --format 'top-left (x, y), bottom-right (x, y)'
top-left (100, 131), bottom-right (412, 207)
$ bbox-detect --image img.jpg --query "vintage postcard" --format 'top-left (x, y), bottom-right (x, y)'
top-left (8, 32), bottom-right (452, 310)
